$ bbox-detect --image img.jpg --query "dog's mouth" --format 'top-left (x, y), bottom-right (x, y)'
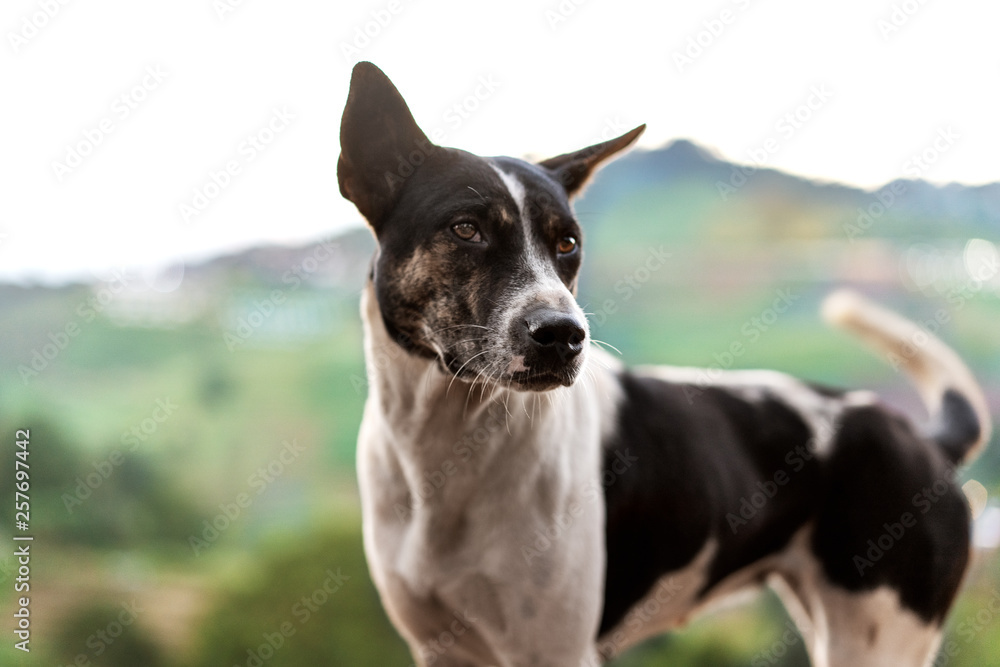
top-left (441, 348), bottom-right (584, 393)
top-left (424, 302), bottom-right (590, 393)
top-left (510, 369), bottom-right (578, 392)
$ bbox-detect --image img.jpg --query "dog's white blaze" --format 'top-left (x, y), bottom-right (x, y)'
top-left (490, 164), bottom-right (527, 220)
top-left (490, 163), bottom-right (547, 272)
top-left (490, 163), bottom-right (591, 365)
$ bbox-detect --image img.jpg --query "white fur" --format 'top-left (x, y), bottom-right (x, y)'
top-left (358, 282), bottom-right (612, 666)
top-left (768, 529), bottom-right (944, 667)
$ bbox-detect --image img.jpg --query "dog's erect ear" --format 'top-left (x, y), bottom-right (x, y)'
top-left (538, 124), bottom-right (645, 198)
top-left (338, 62), bottom-right (434, 227)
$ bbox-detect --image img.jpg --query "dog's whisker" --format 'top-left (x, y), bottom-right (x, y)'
top-left (450, 336), bottom-right (491, 350)
top-left (475, 357), bottom-right (507, 412)
top-left (467, 185), bottom-right (488, 204)
top-left (581, 367), bottom-right (598, 401)
top-left (585, 351), bottom-right (615, 372)
top-left (472, 364), bottom-right (494, 408)
top-left (480, 362), bottom-right (500, 402)
top-left (464, 355), bottom-right (500, 417)
top-left (590, 338), bottom-right (623, 356)
top-left (447, 348), bottom-right (495, 399)
top-left (428, 323), bottom-right (492, 335)
top-left (485, 364), bottom-right (503, 402)
top-left (501, 376), bottom-right (514, 435)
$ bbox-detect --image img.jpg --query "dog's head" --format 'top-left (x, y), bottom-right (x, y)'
top-left (338, 62), bottom-right (643, 392)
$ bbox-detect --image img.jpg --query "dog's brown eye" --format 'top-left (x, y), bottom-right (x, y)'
top-left (452, 222), bottom-right (482, 243)
top-left (557, 236), bottom-right (577, 255)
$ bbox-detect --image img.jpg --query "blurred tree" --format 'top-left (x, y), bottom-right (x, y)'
top-left (193, 524), bottom-right (411, 666)
top-left (53, 603), bottom-right (166, 667)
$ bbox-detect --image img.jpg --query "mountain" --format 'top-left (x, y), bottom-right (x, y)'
top-left (615, 139), bottom-right (995, 227)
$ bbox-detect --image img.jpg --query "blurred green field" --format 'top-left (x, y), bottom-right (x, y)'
top-left (2, 276), bottom-right (998, 666)
top-left (2, 142), bottom-right (999, 665)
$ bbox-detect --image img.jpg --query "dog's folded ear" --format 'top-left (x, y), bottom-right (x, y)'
top-left (538, 124), bottom-right (645, 198)
top-left (338, 62), bottom-right (434, 227)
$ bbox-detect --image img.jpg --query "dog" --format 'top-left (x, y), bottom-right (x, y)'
top-left (337, 61), bottom-right (992, 666)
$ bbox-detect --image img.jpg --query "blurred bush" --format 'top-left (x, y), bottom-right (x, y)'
top-left (193, 524), bottom-right (411, 666)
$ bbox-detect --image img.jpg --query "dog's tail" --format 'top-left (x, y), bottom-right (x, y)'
top-left (821, 289), bottom-right (992, 465)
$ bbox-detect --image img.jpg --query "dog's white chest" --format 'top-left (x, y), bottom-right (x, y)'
top-left (356, 347), bottom-right (610, 665)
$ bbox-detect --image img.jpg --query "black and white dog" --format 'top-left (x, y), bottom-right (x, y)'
top-left (337, 62), bottom-right (992, 666)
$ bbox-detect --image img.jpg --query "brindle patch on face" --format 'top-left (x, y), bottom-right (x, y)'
top-left (372, 147), bottom-right (588, 391)
top-left (495, 206), bottom-right (516, 226)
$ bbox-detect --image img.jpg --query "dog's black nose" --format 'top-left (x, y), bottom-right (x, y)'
top-left (525, 310), bottom-right (586, 359)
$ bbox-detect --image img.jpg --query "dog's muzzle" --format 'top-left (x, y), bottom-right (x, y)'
top-left (513, 306), bottom-right (587, 389)
top-left (525, 307), bottom-right (585, 359)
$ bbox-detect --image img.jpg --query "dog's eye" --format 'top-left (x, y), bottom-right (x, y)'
top-left (557, 236), bottom-right (578, 255)
top-left (452, 222), bottom-right (482, 243)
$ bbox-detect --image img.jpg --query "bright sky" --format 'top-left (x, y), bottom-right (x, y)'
top-left (2, 0), bottom-right (998, 284)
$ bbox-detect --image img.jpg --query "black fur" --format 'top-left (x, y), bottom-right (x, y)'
top-left (600, 373), bottom-right (821, 634)
top-left (600, 378), bottom-right (972, 633)
top-left (811, 405), bottom-right (970, 623)
top-left (928, 389), bottom-right (982, 465)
